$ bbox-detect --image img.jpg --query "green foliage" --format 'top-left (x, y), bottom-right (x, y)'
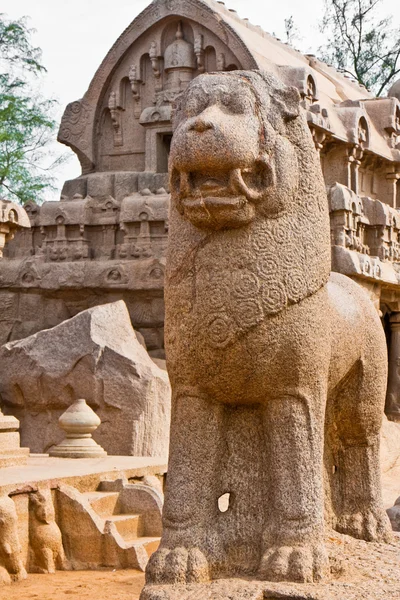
top-left (319, 0), bottom-right (400, 96)
top-left (0, 14), bottom-right (63, 204)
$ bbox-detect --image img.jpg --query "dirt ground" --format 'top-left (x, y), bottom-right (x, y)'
top-left (3, 534), bottom-right (400, 600)
top-left (0, 569), bottom-right (145, 600)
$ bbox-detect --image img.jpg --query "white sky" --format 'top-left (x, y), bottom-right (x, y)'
top-left (1, 0), bottom-right (399, 200)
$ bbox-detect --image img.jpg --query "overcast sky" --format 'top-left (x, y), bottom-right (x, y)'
top-left (2, 0), bottom-right (399, 200)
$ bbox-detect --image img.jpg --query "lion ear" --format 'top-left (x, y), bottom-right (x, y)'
top-left (171, 92), bottom-right (185, 131)
top-left (273, 86), bottom-right (301, 120)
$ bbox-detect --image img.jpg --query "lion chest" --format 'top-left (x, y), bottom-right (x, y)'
top-left (167, 268), bottom-right (264, 351)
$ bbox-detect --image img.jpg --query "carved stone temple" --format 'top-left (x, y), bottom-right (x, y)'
top-left (1, 0), bottom-right (400, 415)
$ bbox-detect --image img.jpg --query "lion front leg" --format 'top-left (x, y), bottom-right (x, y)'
top-left (146, 390), bottom-right (224, 585)
top-left (259, 392), bottom-right (330, 583)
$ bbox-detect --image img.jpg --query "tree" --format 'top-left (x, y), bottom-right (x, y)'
top-left (284, 16), bottom-right (302, 47)
top-left (319, 0), bottom-right (400, 96)
top-left (0, 14), bottom-right (64, 204)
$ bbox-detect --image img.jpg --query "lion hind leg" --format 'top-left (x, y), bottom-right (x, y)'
top-left (329, 358), bottom-right (392, 542)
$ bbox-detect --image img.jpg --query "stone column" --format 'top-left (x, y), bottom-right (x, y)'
top-left (386, 312), bottom-right (400, 420)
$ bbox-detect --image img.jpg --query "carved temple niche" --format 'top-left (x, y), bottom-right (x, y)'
top-left (348, 116), bottom-right (369, 195)
top-left (374, 162), bottom-right (400, 208)
top-left (359, 155), bottom-right (379, 199)
top-left (97, 107), bottom-right (116, 168)
top-left (385, 105), bottom-right (400, 149)
top-left (204, 46), bottom-right (217, 72)
top-left (93, 15), bottom-right (243, 176)
top-left (97, 74), bottom-right (146, 172)
top-left (321, 143), bottom-right (352, 189)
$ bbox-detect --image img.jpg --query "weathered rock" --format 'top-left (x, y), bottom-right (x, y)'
top-left (0, 494), bottom-right (27, 584)
top-left (142, 69), bottom-right (391, 598)
top-left (0, 300), bottom-right (170, 458)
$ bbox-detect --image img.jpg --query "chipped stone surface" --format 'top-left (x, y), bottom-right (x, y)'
top-left (0, 494), bottom-right (27, 584)
top-left (0, 300), bottom-right (170, 458)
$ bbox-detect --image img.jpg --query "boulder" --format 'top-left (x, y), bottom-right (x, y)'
top-left (0, 301), bottom-right (170, 458)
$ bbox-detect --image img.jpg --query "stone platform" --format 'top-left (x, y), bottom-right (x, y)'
top-left (141, 532), bottom-right (400, 600)
top-left (0, 454), bottom-right (167, 496)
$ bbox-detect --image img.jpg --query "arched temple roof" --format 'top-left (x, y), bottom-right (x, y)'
top-left (58, 0), bottom-right (399, 173)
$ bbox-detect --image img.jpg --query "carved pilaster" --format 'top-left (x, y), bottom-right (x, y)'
top-left (310, 126), bottom-right (327, 153)
top-left (194, 35), bottom-right (204, 72)
top-left (216, 53), bottom-right (225, 71)
top-left (128, 65), bottom-right (142, 118)
top-left (347, 145), bottom-right (363, 195)
top-left (108, 91), bottom-right (123, 146)
top-left (149, 41), bottom-right (162, 91)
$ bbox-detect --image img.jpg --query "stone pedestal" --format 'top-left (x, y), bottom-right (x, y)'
top-left (386, 312), bottom-right (400, 421)
top-left (0, 412), bottom-right (29, 468)
top-left (49, 399), bottom-right (107, 458)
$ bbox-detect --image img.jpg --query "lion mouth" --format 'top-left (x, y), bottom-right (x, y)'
top-left (171, 161), bottom-right (275, 208)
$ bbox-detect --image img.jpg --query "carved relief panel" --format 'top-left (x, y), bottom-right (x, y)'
top-left (95, 17), bottom-right (242, 173)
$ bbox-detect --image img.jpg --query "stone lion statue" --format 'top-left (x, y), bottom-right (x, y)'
top-left (145, 70), bottom-right (391, 587)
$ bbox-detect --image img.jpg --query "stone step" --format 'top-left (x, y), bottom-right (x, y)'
top-left (82, 491), bottom-right (120, 517)
top-left (105, 513), bottom-right (143, 539)
top-left (130, 536), bottom-right (160, 557)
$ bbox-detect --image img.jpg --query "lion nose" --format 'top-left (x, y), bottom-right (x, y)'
top-left (189, 117), bottom-right (214, 133)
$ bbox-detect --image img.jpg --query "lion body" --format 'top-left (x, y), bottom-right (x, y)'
top-left (145, 70), bottom-right (391, 587)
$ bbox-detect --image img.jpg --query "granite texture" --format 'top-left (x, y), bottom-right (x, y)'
top-left (142, 70), bottom-right (391, 594)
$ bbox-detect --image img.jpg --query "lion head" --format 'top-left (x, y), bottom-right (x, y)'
top-left (166, 70), bottom-right (331, 325)
top-left (170, 70), bottom-right (308, 230)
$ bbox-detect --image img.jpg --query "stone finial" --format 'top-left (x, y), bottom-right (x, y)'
top-left (49, 399), bottom-right (107, 458)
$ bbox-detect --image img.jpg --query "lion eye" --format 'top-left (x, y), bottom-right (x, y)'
top-left (185, 91), bottom-right (208, 118)
top-left (219, 91), bottom-right (251, 115)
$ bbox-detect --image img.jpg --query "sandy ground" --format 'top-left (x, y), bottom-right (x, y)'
top-left (0, 569), bottom-right (145, 600)
top-left (3, 534), bottom-right (400, 600)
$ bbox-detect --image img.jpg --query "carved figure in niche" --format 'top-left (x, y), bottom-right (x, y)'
top-left (108, 90), bottom-right (123, 146)
top-left (0, 494), bottom-right (27, 583)
top-left (105, 266), bottom-right (128, 285)
top-left (145, 71), bottom-right (391, 587)
top-left (29, 489), bottom-right (67, 574)
top-left (358, 118), bottom-right (369, 146)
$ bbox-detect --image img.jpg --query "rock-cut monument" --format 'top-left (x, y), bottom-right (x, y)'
top-left (1, 0), bottom-right (400, 429)
top-left (141, 70), bottom-right (392, 597)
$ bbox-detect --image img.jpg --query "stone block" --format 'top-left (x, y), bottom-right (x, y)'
top-left (87, 172), bottom-right (114, 199)
top-left (114, 172), bottom-right (139, 201)
top-left (61, 177), bottom-right (88, 199)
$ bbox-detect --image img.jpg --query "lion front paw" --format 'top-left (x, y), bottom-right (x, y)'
top-left (336, 509), bottom-right (393, 542)
top-left (258, 543), bottom-right (329, 583)
top-left (145, 546), bottom-right (210, 585)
